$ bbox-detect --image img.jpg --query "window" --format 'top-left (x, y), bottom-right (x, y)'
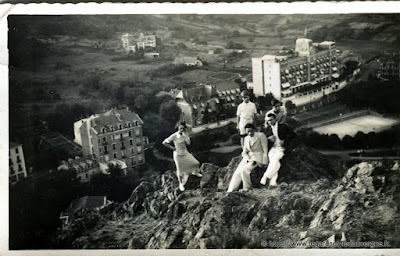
top-left (131, 157), bottom-right (135, 165)
top-left (113, 144), bottom-right (116, 150)
top-left (131, 148), bottom-right (135, 154)
top-left (121, 151), bottom-right (126, 158)
top-left (18, 164), bottom-right (22, 171)
top-left (9, 166), bottom-right (14, 173)
top-left (113, 153), bottom-right (117, 159)
top-left (103, 137), bottom-right (106, 142)
top-left (120, 134), bottom-right (123, 139)
top-left (121, 141), bottom-right (124, 147)
top-left (15, 148), bottom-right (19, 154)
top-left (10, 175), bottom-right (17, 182)
top-left (137, 146), bottom-right (142, 153)
top-left (130, 139), bottom-right (133, 145)
top-left (104, 146), bottom-right (108, 152)
top-left (99, 147), bottom-right (102, 153)
top-left (119, 124), bottom-right (123, 129)
top-left (17, 156), bottom-right (21, 163)
top-left (9, 158), bottom-right (12, 166)
top-left (98, 138), bottom-right (101, 144)
top-left (129, 131), bottom-right (132, 137)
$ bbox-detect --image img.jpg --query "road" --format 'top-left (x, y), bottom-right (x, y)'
top-left (318, 147), bottom-right (400, 161)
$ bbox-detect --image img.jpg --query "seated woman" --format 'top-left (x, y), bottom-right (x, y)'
top-left (162, 121), bottom-right (202, 191)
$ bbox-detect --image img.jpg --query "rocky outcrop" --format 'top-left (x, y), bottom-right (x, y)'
top-left (302, 161), bottom-right (400, 247)
top-left (53, 148), bottom-right (400, 249)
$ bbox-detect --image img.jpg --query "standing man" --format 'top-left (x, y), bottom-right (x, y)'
top-left (260, 113), bottom-right (290, 188)
top-left (264, 99), bottom-right (287, 128)
top-left (227, 123), bottom-right (268, 192)
top-left (237, 90), bottom-right (257, 148)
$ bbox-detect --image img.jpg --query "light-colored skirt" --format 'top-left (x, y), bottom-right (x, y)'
top-left (173, 151), bottom-right (200, 174)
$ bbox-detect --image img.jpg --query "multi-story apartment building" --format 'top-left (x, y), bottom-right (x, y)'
top-left (377, 50), bottom-right (400, 81)
top-left (74, 108), bottom-right (145, 169)
top-left (9, 142), bottom-right (27, 184)
top-left (249, 38), bottom-right (344, 106)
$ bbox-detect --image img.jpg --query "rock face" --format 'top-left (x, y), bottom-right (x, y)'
top-left (53, 147), bottom-right (400, 249)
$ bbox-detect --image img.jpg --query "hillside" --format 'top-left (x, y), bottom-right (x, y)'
top-left (9, 14), bottom-right (400, 137)
top-left (52, 145), bottom-right (400, 249)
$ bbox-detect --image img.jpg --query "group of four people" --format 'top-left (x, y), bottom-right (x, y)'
top-left (163, 90), bottom-right (288, 192)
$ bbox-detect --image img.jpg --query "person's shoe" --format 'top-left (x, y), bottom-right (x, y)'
top-left (179, 184), bottom-right (185, 191)
top-left (260, 177), bottom-right (267, 185)
top-left (192, 171), bottom-right (203, 178)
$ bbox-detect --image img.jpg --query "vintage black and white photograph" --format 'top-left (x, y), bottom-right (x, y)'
top-left (3, 3), bottom-right (400, 254)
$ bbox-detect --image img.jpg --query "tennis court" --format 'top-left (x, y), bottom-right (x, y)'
top-left (313, 114), bottom-right (399, 139)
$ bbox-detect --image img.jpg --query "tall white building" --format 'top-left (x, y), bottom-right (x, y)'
top-left (249, 38), bottom-right (343, 106)
top-left (9, 142), bottom-right (27, 184)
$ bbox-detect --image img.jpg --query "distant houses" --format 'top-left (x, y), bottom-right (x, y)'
top-left (377, 51), bottom-right (400, 81)
top-left (175, 81), bottom-right (241, 127)
top-left (121, 32), bottom-right (158, 53)
top-left (57, 156), bottom-right (102, 183)
top-left (173, 57), bottom-right (203, 67)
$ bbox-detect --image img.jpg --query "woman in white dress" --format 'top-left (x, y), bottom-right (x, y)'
top-left (162, 122), bottom-right (202, 191)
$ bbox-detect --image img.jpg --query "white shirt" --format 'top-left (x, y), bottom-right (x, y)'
top-left (163, 132), bottom-right (190, 156)
top-left (236, 102), bottom-right (257, 123)
top-left (271, 123), bottom-right (283, 148)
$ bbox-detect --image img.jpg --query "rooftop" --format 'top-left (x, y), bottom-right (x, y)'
top-left (92, 109), bottom-right (143, 133)
top-left (61, 196), bottom-right (107, 219)
top-left (176, 84), bottom-right (216, 103)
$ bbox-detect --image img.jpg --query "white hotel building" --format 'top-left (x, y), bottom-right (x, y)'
top-left (249, 38), bottom-right (347, 106)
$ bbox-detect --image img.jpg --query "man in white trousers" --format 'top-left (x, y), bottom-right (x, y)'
top-left (227, 123), bottom-right (268, 192)
top-left (260, 113), bottom-right (290, 188)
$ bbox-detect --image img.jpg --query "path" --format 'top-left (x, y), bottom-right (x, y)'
top-left (191, 118), bottom-right (236, 134)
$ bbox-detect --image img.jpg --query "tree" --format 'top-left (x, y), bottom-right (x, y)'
top-left (116, 86), bottom-right (126, 102)
top-left (232, 30), bottom-right (240, 37)
top-left (159, 100), bottom-right (182, 125)
top-left (177, 42), bottom-right (187, 49)
top-left (108, 163), bottom-right (124, 179)
top-left (256, 93), bottom-right (275, 111)
top-left (134, 94), bottom-right (150, 112)
top-left (214, 48), bottom-right (224, 54)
